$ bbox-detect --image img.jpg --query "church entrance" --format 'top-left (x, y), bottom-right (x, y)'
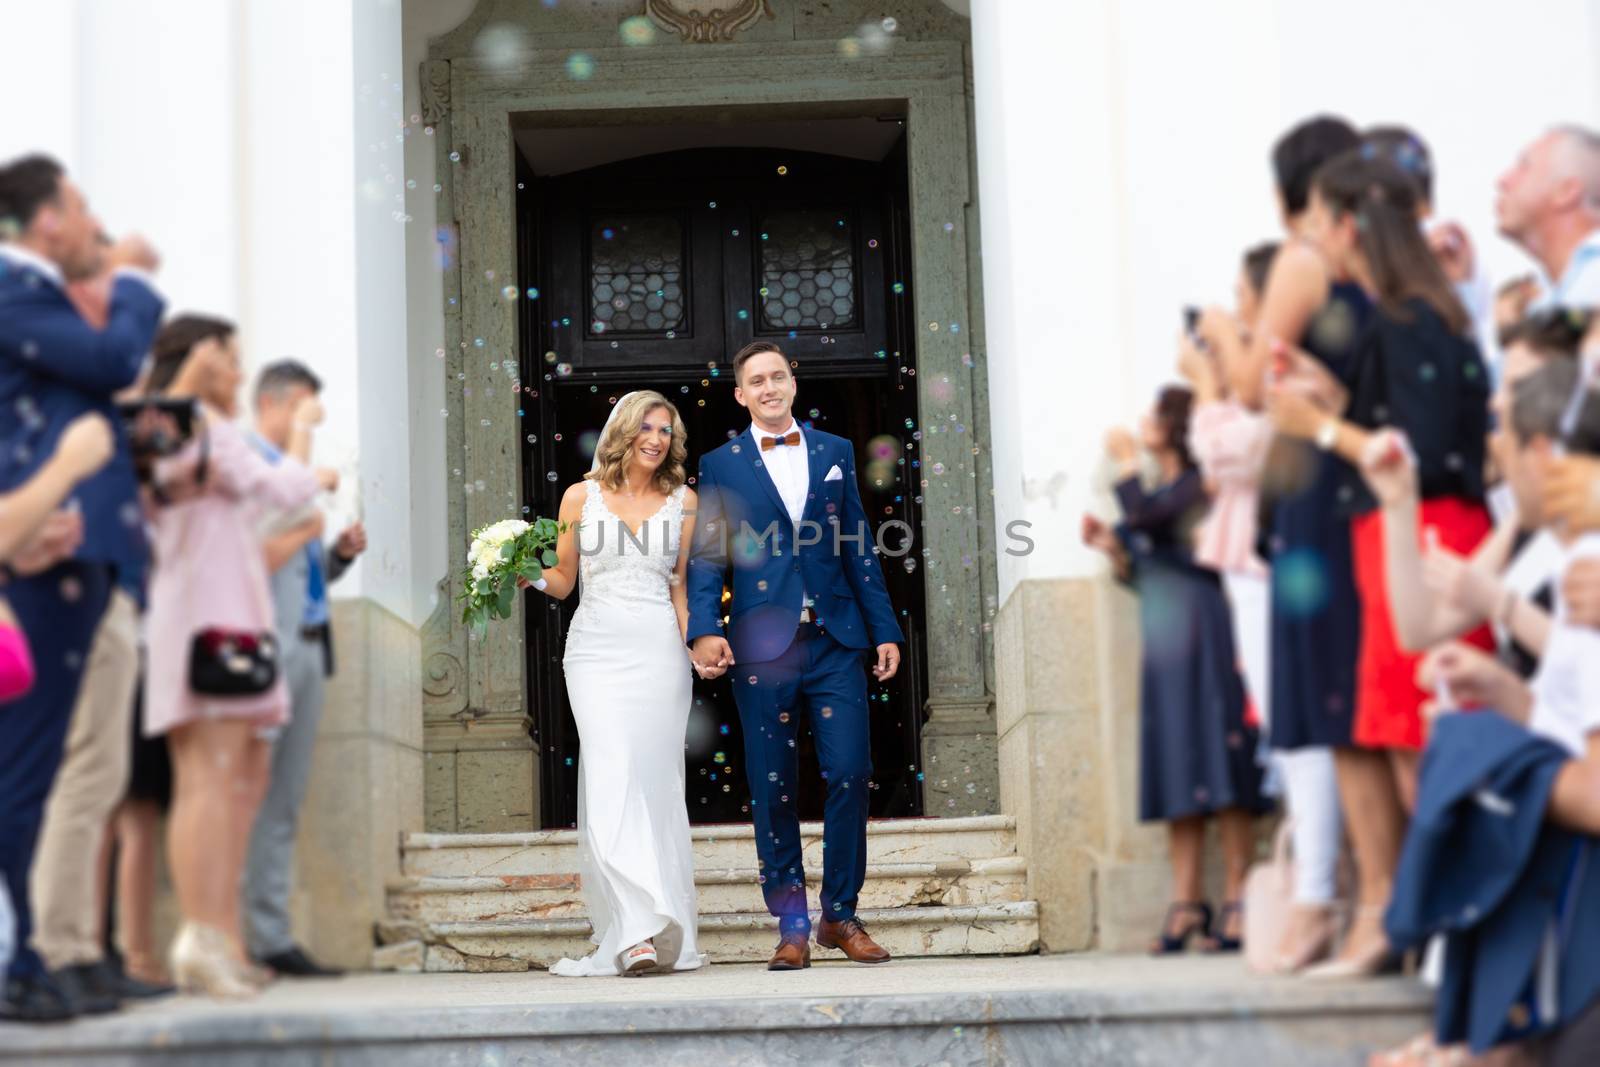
top-left (515, 130), bottom-right (928, 828)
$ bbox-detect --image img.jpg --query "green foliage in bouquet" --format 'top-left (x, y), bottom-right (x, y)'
top-left (459, 516), bottom-right (569, 636)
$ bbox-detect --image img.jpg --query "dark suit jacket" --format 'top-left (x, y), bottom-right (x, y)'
top-left (1387, 712), bottom-right (1600, 1053)
top-left (687, 426), bottom-right (904, 664)
top-left (0, 253), bottom-right (164, 573)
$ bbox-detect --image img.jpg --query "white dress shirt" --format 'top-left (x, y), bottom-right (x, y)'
top-left (752, 419), bottom-right (809, 528)
top-left (1527, 532), bottom-right (1600, 756)
top-left (0, 241), bottom-right (165, 302)
top-left (0, 242), bottom-right (64, 288)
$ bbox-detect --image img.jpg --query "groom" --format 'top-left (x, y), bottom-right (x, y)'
top-left (688, 341), bottom-right (904, 971)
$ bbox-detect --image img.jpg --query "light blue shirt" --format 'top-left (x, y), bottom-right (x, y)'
top-left (1532, 228), bottom-right (1600, 309)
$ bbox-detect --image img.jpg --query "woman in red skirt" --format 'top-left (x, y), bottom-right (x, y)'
top-left (1267, 149), bottom-right (1493, 975)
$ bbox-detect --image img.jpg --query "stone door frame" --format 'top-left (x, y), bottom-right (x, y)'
top-left (420, 32), bottom-right (997, 828)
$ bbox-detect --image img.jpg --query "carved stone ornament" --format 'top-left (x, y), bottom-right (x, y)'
top-left (644, 0), bottom-right (774, 43)
top-left (420, 60), bottom-right (451, 125)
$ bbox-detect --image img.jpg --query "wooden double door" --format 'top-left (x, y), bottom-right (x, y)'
top-left (516, 145), bottom-right (928, 827)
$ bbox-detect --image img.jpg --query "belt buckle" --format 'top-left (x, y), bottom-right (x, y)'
top-left (799, 606), bottom-right (813, 624)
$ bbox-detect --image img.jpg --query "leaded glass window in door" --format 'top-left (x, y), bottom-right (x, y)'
top-left (758, 207), bottom-right (857, 330)
top-left (589, 214), bottom-right (686, 335)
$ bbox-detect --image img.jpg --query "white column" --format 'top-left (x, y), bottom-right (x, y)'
top-left (971, 0), bottom-right (1138, 601)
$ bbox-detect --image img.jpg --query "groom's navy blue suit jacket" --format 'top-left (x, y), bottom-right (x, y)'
top-left (687, 425), bottom-right (904, 664)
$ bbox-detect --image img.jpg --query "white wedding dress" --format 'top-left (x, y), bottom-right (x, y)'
top-left (549, 480), bottom-right (706, 977)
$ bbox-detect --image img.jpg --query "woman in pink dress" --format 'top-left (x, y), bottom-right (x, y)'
top-left (142, 316), bottom-right (329, 997)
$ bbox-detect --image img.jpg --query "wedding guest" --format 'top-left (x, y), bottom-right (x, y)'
top-left (1363, 125), bottom-right (1497, 364)
top-left (109, 684), bottom-right (171, 989)
top-left (1497, 126), bottom-right (1600, 308)
top-left (1231, 115), bottom-right (1370, 975)
top-left (1084, 386), bottom-right (1268, 955)
top-left (141, 316), bottom-right (331, 998)
top-left (0, 154), bottom-right (164, 1023)
top-left (244, 359), bottom-right (364, 978)
top-left (1367, 356), bottom-right (1600, 1065)
top-left (1184, 242), bottom-right (1347, 971)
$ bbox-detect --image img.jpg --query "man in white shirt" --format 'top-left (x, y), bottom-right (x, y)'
top-left (1497, 126), bottom-right (1600, 309)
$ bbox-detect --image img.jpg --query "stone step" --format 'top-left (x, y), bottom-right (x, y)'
top-left (386, 857), bottom-right (1030, 923)
top-left (382, 902), bottom-right (1041, 971)
top-left (0, 957), bottom-right (1433, 1067)
top-left (400, 815), bottom-right (1018, 878)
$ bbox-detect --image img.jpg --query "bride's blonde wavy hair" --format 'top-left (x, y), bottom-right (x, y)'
top-left (585, 390), bottom-right (689, 494)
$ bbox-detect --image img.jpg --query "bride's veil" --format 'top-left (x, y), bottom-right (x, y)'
top-left (589, 390), bottom-right (642, 474)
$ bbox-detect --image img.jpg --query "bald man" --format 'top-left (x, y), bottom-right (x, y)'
top-left (1497, 125), bottom-right (1600, 308)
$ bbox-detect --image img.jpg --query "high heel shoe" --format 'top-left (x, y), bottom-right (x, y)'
top-left (621, 940), bottom-right (658, 977)
top-left (1302, 907), bottom-right (1400, 980)
top-left (1149, 902), bottom-right (1213, 955)
top-left (169, 923), bottom-right (259, 999)
top-left (1201, 901), bottom-right (1244, 954)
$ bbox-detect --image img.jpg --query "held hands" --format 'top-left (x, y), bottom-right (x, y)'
top-left (691, 635), bottom-right (734, 680)
top-left (872, 642), bottom-right (901, 682)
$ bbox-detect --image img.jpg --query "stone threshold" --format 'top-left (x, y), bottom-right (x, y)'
top-left (0, 957), bottom-right (1432, 1066)
top-left (427, 900), bottom-right (1038, 939)
top-left (403, 813), bottom-right (1015, 851)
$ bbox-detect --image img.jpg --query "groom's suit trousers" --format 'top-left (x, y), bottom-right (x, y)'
top-left (734, 624), bottom-right (871, 935)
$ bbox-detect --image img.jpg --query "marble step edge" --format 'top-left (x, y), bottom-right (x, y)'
top-left (386, 856), bottom-right (1028, 896)
top-left (403, 814), bottom-right (1015, 852)
top-left (417, 900), bottom-right (1039, 940)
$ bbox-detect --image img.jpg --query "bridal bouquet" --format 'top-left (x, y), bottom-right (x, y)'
top-left (459, 516), bottom-right (567, 635)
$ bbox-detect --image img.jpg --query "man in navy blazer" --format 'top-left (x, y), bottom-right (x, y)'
top-left (688, 341), bottom-right (905, 971)
top-left (0, 155), bottom-right (164, 1022)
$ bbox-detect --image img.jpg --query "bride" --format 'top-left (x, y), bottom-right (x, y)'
top-left (522, 390), bottom-right (707, 977)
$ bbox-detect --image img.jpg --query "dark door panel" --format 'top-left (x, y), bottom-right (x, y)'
top-left (519, 145), bottom-right (924, 827)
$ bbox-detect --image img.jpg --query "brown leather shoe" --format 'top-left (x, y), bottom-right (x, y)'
top-left (816, 917), bottom-right (891, 964)
top-left (767, 931), bottom-right (811, 971)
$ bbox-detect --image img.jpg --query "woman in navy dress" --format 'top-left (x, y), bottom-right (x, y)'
top-left (1085, 386), bottom-right (1268, 954)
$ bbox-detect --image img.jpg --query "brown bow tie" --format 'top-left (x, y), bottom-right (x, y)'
top-left (760, 431), bottom-right (801, 451)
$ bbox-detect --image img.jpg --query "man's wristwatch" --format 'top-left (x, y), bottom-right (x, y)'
top-left (1314, 420), bottom-right (1339, 452)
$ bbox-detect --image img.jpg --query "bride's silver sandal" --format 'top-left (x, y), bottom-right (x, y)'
top-left (622, 941), bottom-right (658, 977)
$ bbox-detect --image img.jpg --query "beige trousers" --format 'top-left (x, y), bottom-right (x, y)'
top-left (29, 589), bottom-right (140, 969)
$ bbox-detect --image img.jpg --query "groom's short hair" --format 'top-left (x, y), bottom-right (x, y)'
top-left (733, 340), bottom-right (786, 383)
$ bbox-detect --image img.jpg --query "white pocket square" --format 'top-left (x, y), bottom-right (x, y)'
top-left (824, 464), bottom-right (844, 482)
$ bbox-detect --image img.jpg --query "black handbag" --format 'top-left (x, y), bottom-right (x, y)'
top-left (188, 627), bottom-right (278, 696)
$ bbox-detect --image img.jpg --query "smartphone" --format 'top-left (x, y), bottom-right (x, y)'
top-left (1182, 306), bottom-right (1201, 336)
top-left (116, 397), bottom-right (198, 467)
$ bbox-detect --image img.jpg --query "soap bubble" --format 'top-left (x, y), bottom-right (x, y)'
top-left (619, 15), bottom-right (656, 46)
top-left (565, 52), bottom-right (596, 80)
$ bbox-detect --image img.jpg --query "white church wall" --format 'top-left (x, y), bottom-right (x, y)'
top-left (973, 0), bottom-right (1600, 605)
top-left (0, 0), bottom-right (448, 624)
